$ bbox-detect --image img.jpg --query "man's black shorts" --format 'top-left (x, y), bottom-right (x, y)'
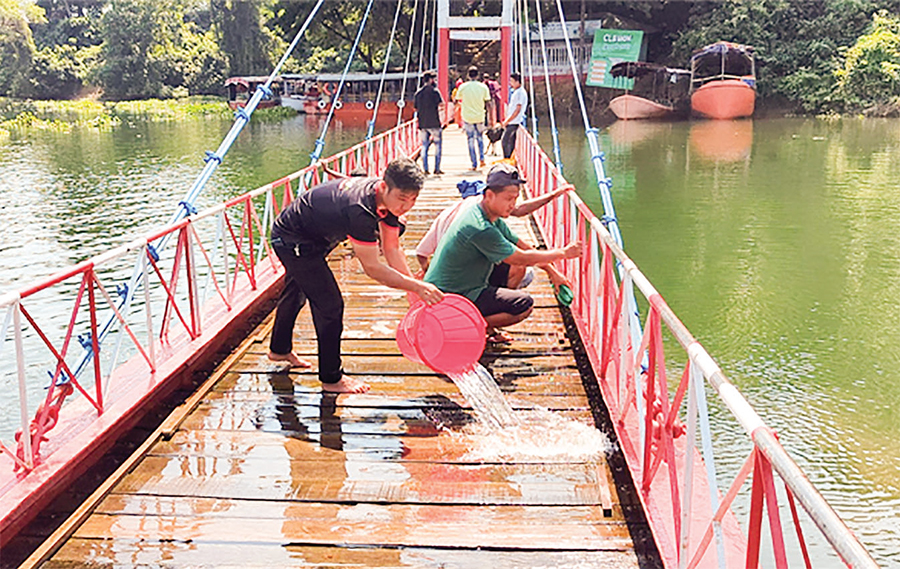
top-left (474, 286), bottom-right (533, 317)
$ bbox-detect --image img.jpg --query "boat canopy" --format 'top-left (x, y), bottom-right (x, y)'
top-left (610, 61), bottom-right (690, 80)
top-left (691, 41), bottom-right (754, 60)
top-left (282, 71), bottom-right (420, 83)
top-left (224, 76), bottom-right (281, 88)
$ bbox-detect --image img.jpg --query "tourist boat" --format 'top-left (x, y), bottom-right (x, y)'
top-left (224, 76), bottom-right (283, 110)
top-left (689, 41), bottom-right (756, 120)
top-left (281, 72), bottom-right (418, 122)
top-left (608, 61), bottom-right (690, 120)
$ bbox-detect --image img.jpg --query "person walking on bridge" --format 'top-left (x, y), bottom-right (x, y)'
top-left (455, 66), bottom-right (491, 171)
top-left (268, 158), bottom-right (444, 393)
top-left (499, 73), bottom-right (527, 159)
top-left (424, 163), bottom-right (582, 344)
top-left (414, 70), bottom-right (444, 175)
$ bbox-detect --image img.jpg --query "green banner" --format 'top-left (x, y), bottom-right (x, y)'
top-left (587, 29), bottom-right (644, 89)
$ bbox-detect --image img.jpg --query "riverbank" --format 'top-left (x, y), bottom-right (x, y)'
top-left (0, 96), bottom-right (294, 137)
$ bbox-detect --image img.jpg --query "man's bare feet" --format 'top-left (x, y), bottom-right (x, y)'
top-left (322, 376), bottom-right (370, 393)
top-left (267, 351), bottom-right (312, 368)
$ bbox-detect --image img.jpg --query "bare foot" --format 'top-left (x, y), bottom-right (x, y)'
top-left (486, 329), bottom-right (513, 344)
top-left (267, 351), bottom-right (312, 368)
top-left (322, 376), bottom-right (370, 393)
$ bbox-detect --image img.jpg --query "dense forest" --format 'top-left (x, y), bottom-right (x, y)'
top-left (2, 0), bottom-right (900, 114)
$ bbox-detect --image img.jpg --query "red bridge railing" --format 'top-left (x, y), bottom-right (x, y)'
top-left (0, 120), bottom-right (419, 477)
top-left (516, 130), bottom-right (877, 569)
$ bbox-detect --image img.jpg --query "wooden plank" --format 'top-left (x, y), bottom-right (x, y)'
top-left (150, 429), bottom-right (606, 465)
top-left (46, 540), bottom-right (642, 568)
top-left (111, 455), bottom-right (611, 506)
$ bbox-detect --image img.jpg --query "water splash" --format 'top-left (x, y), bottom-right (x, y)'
top-left (457, 406), bottom-right (612, 463)
top-left (447, 364), bottom-right (612, 462)
top-left (447, 364), bottom-right (518, 429)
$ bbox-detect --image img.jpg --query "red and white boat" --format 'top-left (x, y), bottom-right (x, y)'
top-left (225, 76), bottom-right (283, 110)
top-left (281, 72), bottom-right (418, 123)
top-left (689, 42), bottom-right (756, 120)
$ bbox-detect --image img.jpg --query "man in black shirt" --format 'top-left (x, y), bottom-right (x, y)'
top-left (413, 71), bottom-right (444, 175)
top-left (268, 158), bottom-right (444, 393)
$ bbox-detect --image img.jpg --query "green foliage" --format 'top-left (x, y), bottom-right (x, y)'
top-left (97, 0), bottom-right (227, 100)
top-left (212, 0), bottom-right (276, 76)
top-left (0, 0), bottom-right (45, 96)
top-left (834, 10), bottom-right (900, 112)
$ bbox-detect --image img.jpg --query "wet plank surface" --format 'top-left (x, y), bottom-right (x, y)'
top-left (41, 129), bottom-right (652, 568)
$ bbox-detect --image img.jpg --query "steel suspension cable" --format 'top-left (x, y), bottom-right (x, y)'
top-left (416, 0), bottom-right (429, 77)
top-left (366, 0), bottom-right (404, 139)
top-left (396, 0), bottom-right (421, 129)
top-left (71, 0), bottom-right (327, 381)
top-left (552, 0), bottom-right (621, 248)
top-left (532, 0), bottom-right (563, 172)
top-left (522, 0), bottom-right (538, 138)
top-left (310, 0), bottom-right (377, 164)
top-left (551, 0), bottom-right (644, 387)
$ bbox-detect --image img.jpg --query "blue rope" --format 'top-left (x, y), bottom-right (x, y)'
top-left (310, 0), bottom-right (376, 165)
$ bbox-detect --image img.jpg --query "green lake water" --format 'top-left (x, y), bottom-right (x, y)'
top-left (0, 114), bottom-right (897, 566)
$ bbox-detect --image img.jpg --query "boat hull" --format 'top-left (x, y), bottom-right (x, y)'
top-left (609, 94), bottom-right (674, 120)
top-left (690, 79), bottom-right (755, 119)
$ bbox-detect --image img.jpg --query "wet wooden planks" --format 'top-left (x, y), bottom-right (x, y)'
top-left (41, 129), bottom-right (650, 568)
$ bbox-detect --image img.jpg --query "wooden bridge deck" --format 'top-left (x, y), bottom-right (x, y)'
top-left (36, 129), bottom-right (658, 568)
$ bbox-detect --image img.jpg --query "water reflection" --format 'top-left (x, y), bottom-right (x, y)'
top-left (688, 119), bottom-right (753, 163)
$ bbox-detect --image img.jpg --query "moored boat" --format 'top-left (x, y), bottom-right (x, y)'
top-left (281, 72), bottom-right (418, 123)
top-left (225, 76), bottom-right (283, 110)
top-left (608, 61), bottom-right (690, 120)
top-left (689, 41), bottom-right (756, 120)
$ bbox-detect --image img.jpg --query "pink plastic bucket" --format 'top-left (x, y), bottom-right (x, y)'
top-left (397, 293), bottom-right (487, 375)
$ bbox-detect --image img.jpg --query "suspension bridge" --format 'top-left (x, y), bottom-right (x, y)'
top-left (0, 1), bottom-right (879, 568)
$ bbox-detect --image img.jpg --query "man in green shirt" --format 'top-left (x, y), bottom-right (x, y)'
top-left (454, 66), bottom-right (491, 170)
top-left (424, 163), bottom-right (582, 343)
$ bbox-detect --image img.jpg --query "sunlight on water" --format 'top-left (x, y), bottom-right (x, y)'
top-left (448, 364), bottom-right (611, 462)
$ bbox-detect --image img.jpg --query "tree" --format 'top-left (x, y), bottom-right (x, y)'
top-left (0, 0), bottom-right (45, 95)
top-left (97, 0), bottom-right (226, 100)
top-left (211, 0), bottom-right (276, 76)
top-left (835, 10), bottom-right (900, 112)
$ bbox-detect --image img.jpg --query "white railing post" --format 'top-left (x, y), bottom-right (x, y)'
top-left (13, 297), bottom-right (33, 470)
top-left (142, 244), bottom-right (156, 371)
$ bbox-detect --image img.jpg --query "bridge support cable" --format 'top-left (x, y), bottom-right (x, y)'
top-left (398, 0), bottom-right (423, 130)
top-left (531, 0), bottom-right (563, 171)
top-left (310, 0), bottom-right (377, 165)
top-left (366, 0), bottom-right (405, 140)
top-left (66, 0), bottom-right (327, 389)
top-left (521, 0), bottom-right (539, 139)
top-left (549, 0), bottom-right (644, 359)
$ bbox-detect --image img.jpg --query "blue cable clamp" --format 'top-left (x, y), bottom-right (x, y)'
top-left (179, 201), bottom-right (197, 216)
top-left (146, 243), bottom-right (160, 262)
top-left (47, 369), bottom-right (71, 386)
top-left (600, 214), bottom-right (617, 227)
top-left (116, 282), bottom-right (129, 300)
top-left (203, 150), bottom-right (222, 165)
top-left (234, 107), bottom-right (250, 121)
top-left (256, 84), bottom-right (273, 100)
top-left (77, 333), bottom-right (94, 351)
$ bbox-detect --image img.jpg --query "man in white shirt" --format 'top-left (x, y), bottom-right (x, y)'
top-left (500, 72), bottom-right (527, 159)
